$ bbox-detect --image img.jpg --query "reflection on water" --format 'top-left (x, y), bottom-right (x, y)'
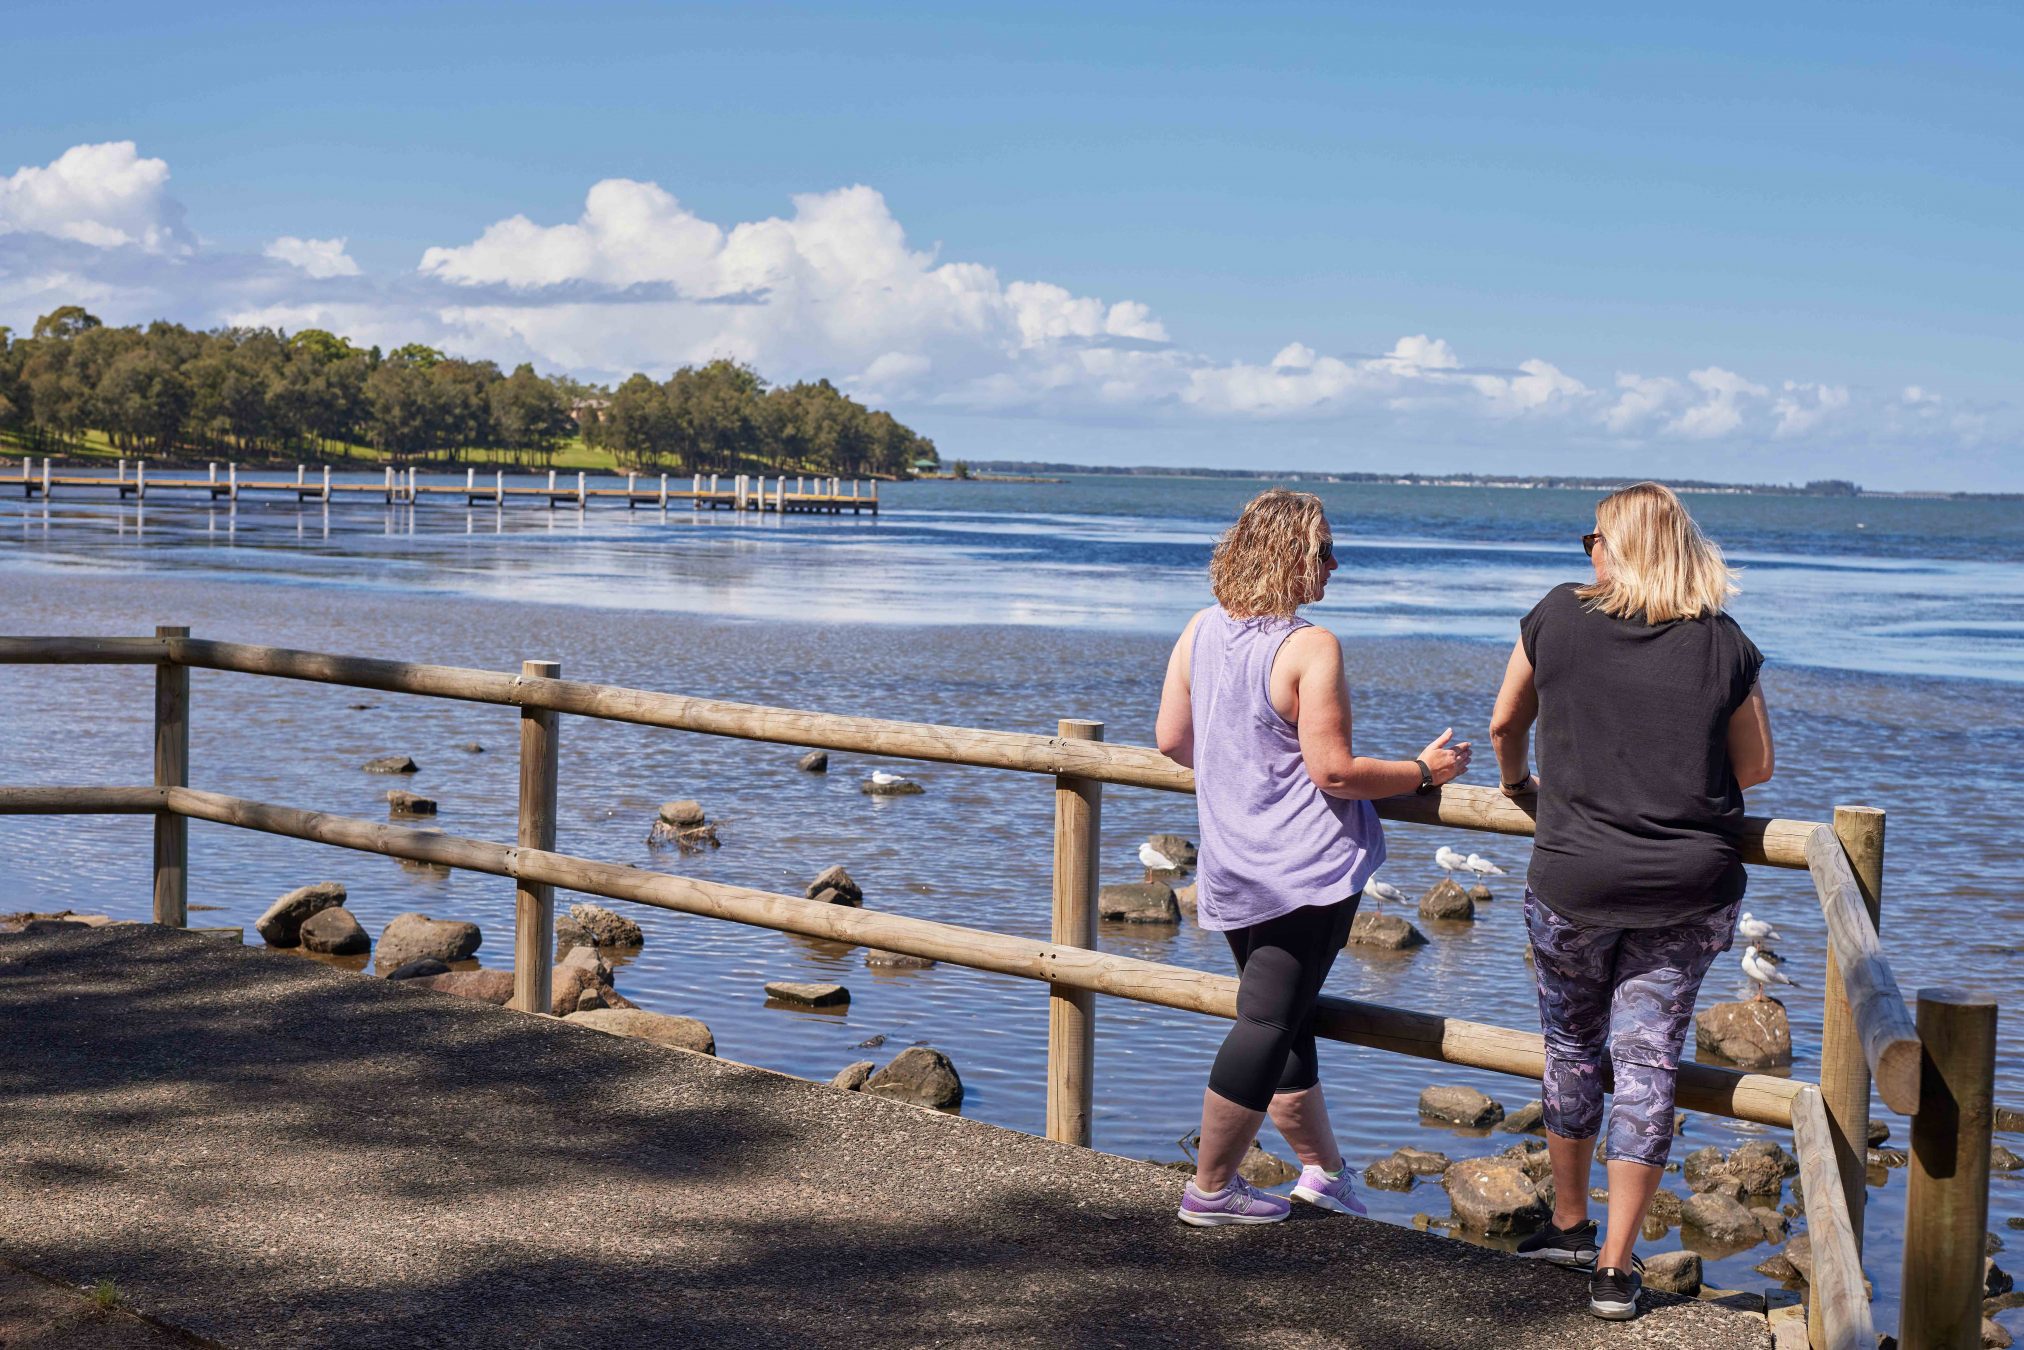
top-left (2, 479), bottom-right (2022, 1336)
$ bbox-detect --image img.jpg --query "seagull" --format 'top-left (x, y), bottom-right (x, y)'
top-left (1365, 878), bottom-right (1408, 917)
top-left (869, 770), bottom-right (905, 786)
top-left (1738, 912), bottom-right (1782, 943)
top-left (1742, 945), bottom-right (1800, 1000)
top-left (1139, 841), bottom-right (1180, 872)
top-left (1464, 853), bottom-right (1506, 879)
top-left (1435, 846), bottom-right (1468, 879)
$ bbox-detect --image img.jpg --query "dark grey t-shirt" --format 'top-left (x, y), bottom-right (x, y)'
top-left (1520, 582), bottom-right (1764, 929)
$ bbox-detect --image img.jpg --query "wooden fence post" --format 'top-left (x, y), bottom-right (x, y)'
top-left (1899, 988), bottom-right (1997, 1349)
top-left (1815, 803), bottom-right (1885, 1309)
top-left (1048, 718), bottom-right (1103, 1147)
top-left (152, 625), bottom-right (190, 927)
top-left (513, 660), bottom-right (561, 1015)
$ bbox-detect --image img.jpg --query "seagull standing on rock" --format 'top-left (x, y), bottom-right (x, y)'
top-left (1738, 912), bottom-right (1782, 943)
top-left (1139, 841), bottom-right (1181, 872)
top-left (1741, 945), bottom-right (1799, 1000)
top-left (1364, 879), bottom-right (1407, 917)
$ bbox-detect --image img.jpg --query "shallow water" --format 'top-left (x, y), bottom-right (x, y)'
top-left (1, 477), bottom-right (2020, 1336)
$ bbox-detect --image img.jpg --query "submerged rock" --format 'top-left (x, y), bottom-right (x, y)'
top-left (255, 882), bottom-right (347, 948)
top-left (1395, 1146), bottom-right (1451, 1176)
top-left (864, 948), bottom-right (935, 970)
top-left (385, 789), bottom-right (436, 816)
top-left (864, 1046), bottom-right (963, 1110)
top-left (1694, 998), bottom-right (1793, 1069)
top-left (361, 755), bottom-right (417, 774)
top-left (384, 957), bottom-right (450, 980)
top-left (1419, 1085), bottom-right (1505, 1129)
top-left (565, 1008), bottom-right (714, 1055)
top-left (796, 750), bottom-right (829, 773)
top-left (1347, 912), bottom-right (1427, 950)
top-left (300, 906), bottom-right (370, 955)
top-left (1098, 882), bottom-right (1180, 924)
top-left (375, 913), bottom-right (481, 974)
top-left (764, 980), bottom-right (850, 1009)
top-left (1682, 1190), bottom-right (1764, 1252)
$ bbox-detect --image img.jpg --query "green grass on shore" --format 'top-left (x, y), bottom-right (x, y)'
top-left (0, 428), bottom-right (629, 473)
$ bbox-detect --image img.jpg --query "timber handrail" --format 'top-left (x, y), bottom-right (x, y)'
top-left (0, 635), bottom-right (1821, 867)
top-left (1804, 824), bottom-right (1921, 1115)
top-left (1790, 1086), bottom-right (1877, 1349)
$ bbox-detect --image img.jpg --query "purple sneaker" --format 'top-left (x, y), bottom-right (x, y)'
top-left (1177, 1175), bottom-right (1292, 1227)
top-left (1291, 1164), bottom-right (1367, 1216)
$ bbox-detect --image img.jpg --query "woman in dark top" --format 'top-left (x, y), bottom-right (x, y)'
top-left (1488, 481), bottom-right (1774, 1322)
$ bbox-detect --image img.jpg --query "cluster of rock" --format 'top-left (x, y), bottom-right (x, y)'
top-left (556, 901), bottom-right (644, 953)
top-left (648, 799), bottom-right (719, 852)
top-left (829, 1046), bottom-right (963, 1110)
top-left (255, 883), bottom-right (370, 955)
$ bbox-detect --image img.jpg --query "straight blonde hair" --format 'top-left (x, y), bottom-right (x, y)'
top-left (1577, 481), bottom-right (1738, 623)
top-left (1210, 488), bottom-right (1329, 619)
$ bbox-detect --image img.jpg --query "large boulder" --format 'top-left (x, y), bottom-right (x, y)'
top-left (1419, 1085), bottom-right (1505, 1129)
top-left (1694, 998), bottom-right (1793, 1068)
top-left (254, 882), bottom-right (347, 948)
top-left (1682, 1190), bottom-right (1764, 1253)
top-left (299, 906), bottom-right (370, 955)
top-left (375, 913), bottom-right (481, 974)
top-left (1644, 1250), bottom-right (1703, 1295)
top-left (1098, 882), bottom-right (1180, 924)
top-left (1442, 1158), bottom-right (1547, 1234)
top-left (1347, 912), bottom-right (1427, 950)
top-left (1419, 878), bottom-right (1476, 922)
top-left (565, 1008), bottom-right (714, 1055)
top-left (556, 901), bottom-right (644, 952)
top-left (864, 1047), bottom-right (963, 1110)
top-left (1145, 834), bottom-right (1198, 867)
top-left (416, 969), bottom-right (515, 1005)
top-left (805, 865), bottom-right (864, 907)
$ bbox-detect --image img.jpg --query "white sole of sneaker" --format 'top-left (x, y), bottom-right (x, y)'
top-left (1177, 1208), bottom-right (1289, 1227)
top-left (1588, 1297), bottom-right (1638, 1321)
top-left (1519, 1247), bottom-right (1597, 1269)
top-left (1290, 1185), bottom-right (1366, 1216)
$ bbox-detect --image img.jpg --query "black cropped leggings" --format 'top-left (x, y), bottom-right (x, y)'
top-left (1206, 895), bottom-right (1360, 1112)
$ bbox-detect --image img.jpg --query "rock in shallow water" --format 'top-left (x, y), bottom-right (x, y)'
top-left (863, 1046), bottom-right (962, 1110)
top-left (1442, 1158), bottom-right (1546, 1234)
top-left (255, 882), bottom-right (347, 948)
top-left (805, 865), bottom-right (863, 907)
top-left (1498, 1099), bottom-right (1545, 1134)
top-left (1682, 1190), bottom-right (1764, 1252)
top-left (1364, 1153), bottom-right (1415, 1191)
top-left (1694, 998), bottom-right (1793, 1069)
top-left (416, 969), bottom-right (515, 1006)
top-left (362, 755), bottom-right (417, 774)
top-left (375, 913), bottom-right (481, 974)
top-left (300, 906), bottom-right (369, 955)
top-left (764, 980), bottom-right (850, 1009)
top-left (1144, 833), bottom-right (1197, 867)
top-left (1347, 912), bottom-right (1426, 950)
top-left (1418, 877), bottom-right (1476, 922)
top-left (385, 957), bottom-right (450, 980)
top-left (1419, 1085), bottom-right (1505, 1129)
top-left (1237, 1142), bottom-right (1298, 1187)
top-left (565, 1008), bottom-right (714, 1055)
top-left (864, 948), bottom-right (935, 970)
top-left (1097, 882), bottom-right (1179, 924)
top-left (831, 1060), bottom-right (874, 1090)
top-left (796, 750), bottom-right (829, 773)
top-left (1644, 1249), bottom-right (1702, 1295)
top-left (557, 901), bottom-right (644, 951)
top-left (385, 789), bottom-right (436, 816)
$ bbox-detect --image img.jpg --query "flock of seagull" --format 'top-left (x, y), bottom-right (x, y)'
top-left (1141, 835), bottom-right (1801, 1001)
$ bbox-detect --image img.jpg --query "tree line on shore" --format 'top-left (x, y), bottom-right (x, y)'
top-left (0, 306), bottom-right (938, 476)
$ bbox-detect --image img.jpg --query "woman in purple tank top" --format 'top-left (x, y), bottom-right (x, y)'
top-left (1155, 489), bottom-right (1471, 1228)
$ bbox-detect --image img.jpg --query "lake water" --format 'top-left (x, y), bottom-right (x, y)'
top-left (2, 473), bottom-right (2019, 1336)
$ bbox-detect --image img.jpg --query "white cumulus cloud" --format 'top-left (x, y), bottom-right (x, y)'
top-left (264, 236), bottom-right (361, 279)
top-left (0, 141), bottom-right (192, 254)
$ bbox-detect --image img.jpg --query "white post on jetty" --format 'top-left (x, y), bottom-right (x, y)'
top-left (118, 459), bottom-right (128, 484)
top-left (494, 469), bottom-right (503, 503)
top-left (228, 462), bottom-right (239, 501)
top-left (467, 467), bottom-right (476, 492)
top-left (42, 457), bottom-right (52, 498)
top-left (297, 465), bottom-right (305, 489)
top-left (576, 471), bottom-right (586, 507)
top-left (547, 469), bottom-right (557, 492)
top-left (209, 461), bottom-right (218, 484)
top-left (659, 473), bottom-right (669, 508)
top-left (136, 461), bottom-right (146, 499)
top-left (410, 466), bottom-right (420, 503)
top-left (776, 476), bottom-right (786, 513)
top-left (628, 471), bottom-right (637, 497)
top-left (322, 465), bottom-right (332, 501)
top-left (383, 466), bottom-right (394, 501)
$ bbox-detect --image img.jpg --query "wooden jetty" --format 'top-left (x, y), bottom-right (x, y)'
top-left (0, 629), bottom-right (1999, 1350)
top-left (7, 457), bottom-right (879, 515)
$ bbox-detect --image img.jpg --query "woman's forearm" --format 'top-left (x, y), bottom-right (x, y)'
top-left (1317, 756), bottom-right (1424, 801)
top-left (1491, 722), bottom-right (1531, 785)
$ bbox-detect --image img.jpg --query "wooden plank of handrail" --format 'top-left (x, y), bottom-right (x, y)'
top-left (1791, 1085), bottom-right (1878, 1349)
top-left (158, 786), bottom-right (1803, 1126)
top-left (0, 636), bottom-right (170, 664)
top-left (0, 785), bottom-right (167, 813)
top-left (1805, 824), bottom-right (1921, 1115)
top-left (157, 638), bottom-right (1818, 867)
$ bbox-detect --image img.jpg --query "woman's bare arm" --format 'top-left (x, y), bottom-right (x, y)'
top-left (1727, 683), bottom-right (1774, 789)
top-left (1154, 610), bottom-right (1207, 767)
top-left (1488, 638), bottom-right (1539, 795)
top-left (1285, 627), bottom-right (1469, 799)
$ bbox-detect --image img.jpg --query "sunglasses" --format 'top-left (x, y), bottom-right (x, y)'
top-left (1581, 532), bottom-right (1603, 557)
top-left (1318, 539), bottom-right (1336, 566)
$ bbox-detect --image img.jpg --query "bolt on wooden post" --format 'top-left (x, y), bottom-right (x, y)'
top-left (152, 625), bottom-right (190, 926)
top-left (1899, 987), bottom-right (1997, 1350)
top-left (513, 660), bottom-right (561, 1016)
top-left (1048, 719), bottom-right (1103, 1147)
top-left (1815, 805), bottom-right (1885, 1266)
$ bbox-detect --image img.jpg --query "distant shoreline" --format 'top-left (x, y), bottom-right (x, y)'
top-left (955, 461), bottom-right (2019, 502)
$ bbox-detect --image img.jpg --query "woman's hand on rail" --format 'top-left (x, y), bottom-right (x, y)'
top-left (1418, 728), bottom-right (1472, 786)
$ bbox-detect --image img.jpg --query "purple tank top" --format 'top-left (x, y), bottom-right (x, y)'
top-left (1188, 607), bottom-right (1385, 932)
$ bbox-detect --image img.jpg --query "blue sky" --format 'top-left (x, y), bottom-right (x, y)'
top-left (3, 1), bottom-right (2019, 488)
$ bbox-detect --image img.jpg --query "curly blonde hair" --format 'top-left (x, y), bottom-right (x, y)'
top-left (1577, 481), bottom-right (1738, 623)
top-left (1209, 488), bottom-right (1330, 619)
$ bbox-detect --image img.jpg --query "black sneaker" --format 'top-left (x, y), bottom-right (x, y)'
top-left (1587, 1255), bottom-right (1645, 1320)
top-left (1515, 1218), bottom-right (1599, 1268)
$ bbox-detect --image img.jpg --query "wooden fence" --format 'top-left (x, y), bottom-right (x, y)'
top-left (0, 629), bottom-right (1998, 1349)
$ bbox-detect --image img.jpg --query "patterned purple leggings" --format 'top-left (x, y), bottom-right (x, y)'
top-left (1525, 889), bottom-right (1738, 1168)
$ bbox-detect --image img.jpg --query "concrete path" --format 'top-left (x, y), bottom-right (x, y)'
top-left (0, 926), bottom-right (1771, 1349)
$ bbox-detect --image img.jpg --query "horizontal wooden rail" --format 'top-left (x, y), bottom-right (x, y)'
top-left (0, 635), bottom-right (1821, 867)
top-left (1792, 1085), bottom-right (1877, 1350)
top-left (0, 785), bottom-right (168, 813)
top-left (1805, 825), bottom-right (1921, 1115)
top-left (91, 785), bottom-right (1796, 1125)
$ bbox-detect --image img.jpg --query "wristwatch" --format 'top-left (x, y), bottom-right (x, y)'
top-left (1414, 758), bottom-right (1434, 795)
